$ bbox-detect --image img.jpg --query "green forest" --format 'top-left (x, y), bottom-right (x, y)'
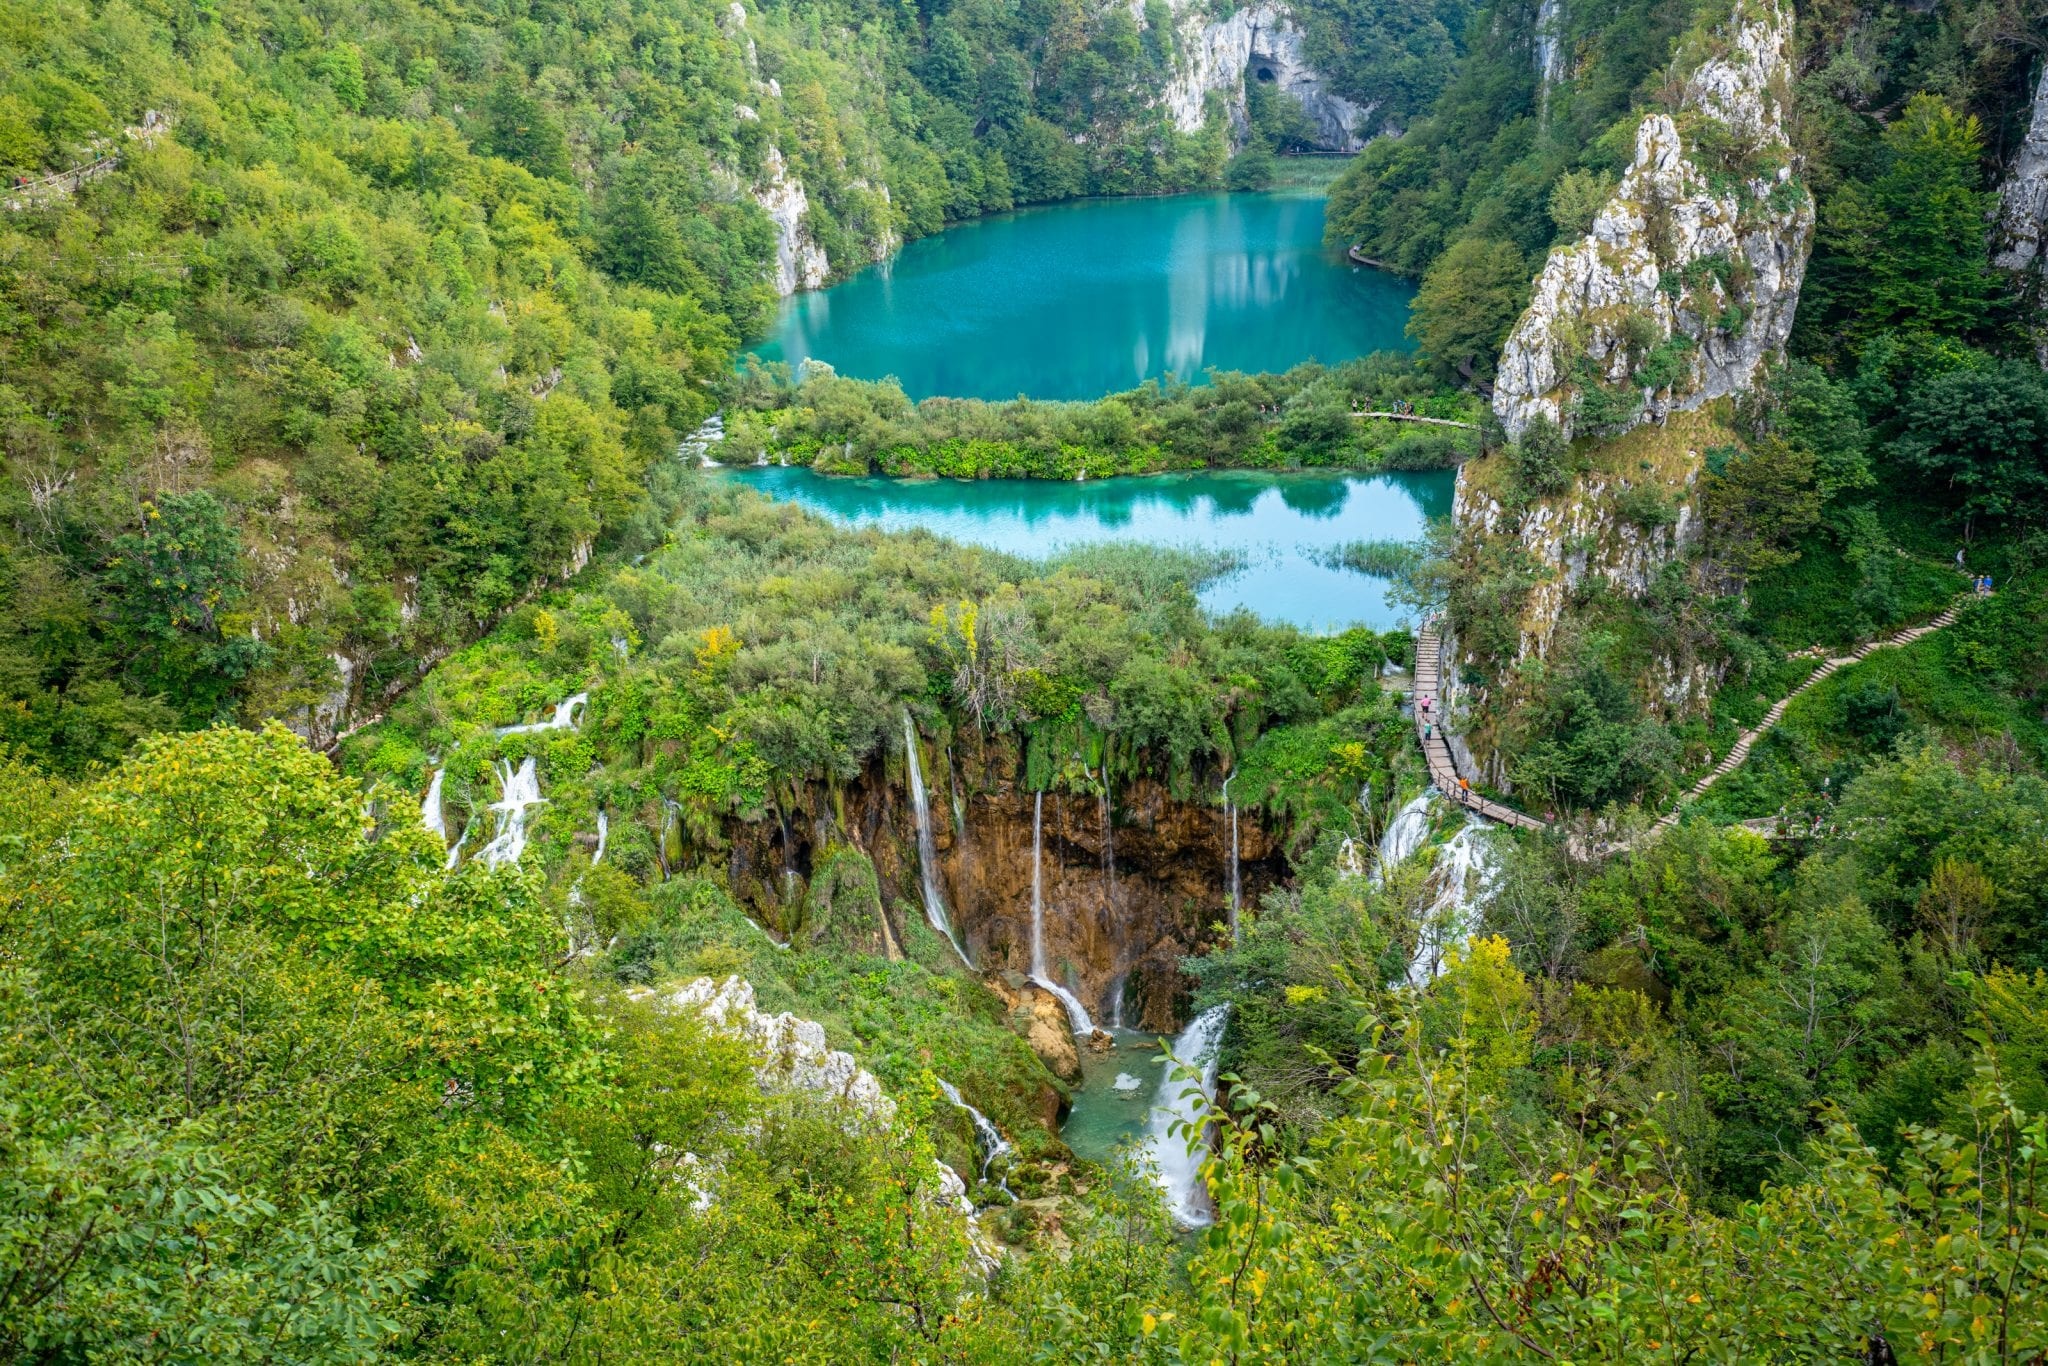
top-left (7, 0), bottom-right (2048, 1359)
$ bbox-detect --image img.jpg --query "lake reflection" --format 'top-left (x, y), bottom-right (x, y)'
top-left (723, 465), bottom-right (1452, 631)
top-left (750, 192), bottom-right (1415, 402)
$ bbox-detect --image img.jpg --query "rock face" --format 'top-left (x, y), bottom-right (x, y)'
top-left (754, 145), bottom-right (830, 296)
top-left (668, 975), bottom-right (896, 1122)
top-left (1493, 0), bottom-right (1812, 440)
top-left (1995, 61), bottom-right (2048, 364)
top-left (722, 746), bottom-right (1280, 1037)
top-left (1454, 467), bottom-right (1701, 668)
top-left (1161, 0), bottom-right (1375, 151)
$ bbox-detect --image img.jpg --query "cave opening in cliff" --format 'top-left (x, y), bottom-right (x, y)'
top-left (1255, 65), bottom-right (1276, 81)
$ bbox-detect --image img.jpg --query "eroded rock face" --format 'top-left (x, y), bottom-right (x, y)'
top-left (1493, 0), bottom-right (1812, 440)
top-left (726, 749), bottom-right (1278, 1036)
top-left (1996, 61), bottom-right (2048, 364)
top-left (1454, 464), bottom-right (1703, 668)
top-left (1161, 0), bottom-right (1375, 151)
top-left (754, 145), bottom-right (830, 296)
top-left (668, 975), bottom-right (896, 1122)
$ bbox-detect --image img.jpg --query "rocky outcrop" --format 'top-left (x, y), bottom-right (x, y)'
top-left (1161, 0), bottom-right (1374, 151)
top-left (667, 974), bottom-right (896, 1122)
top-left (1995, 60), bottom-right (2048, 365)
top-left (754, 145), bottom-right (830, 296)
top-left (1493, 0), bottom-right (1812, 440)
top-left (1454, 455), bottom-right (1707, 673)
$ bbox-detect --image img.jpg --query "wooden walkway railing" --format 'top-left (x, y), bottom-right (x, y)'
top-left (1411, 622), bottom-right (1548, 830)
top-left (1350, 411), bottom-right (1478, 430)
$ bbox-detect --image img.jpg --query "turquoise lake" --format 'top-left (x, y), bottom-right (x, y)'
top-left (724, 465), bottom-right (1452, 631)
top-left (749, 191), bottom-right (1415, 401)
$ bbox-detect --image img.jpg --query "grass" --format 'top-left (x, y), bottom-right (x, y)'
top-left (1319, 538), bottom-right (1422, 578)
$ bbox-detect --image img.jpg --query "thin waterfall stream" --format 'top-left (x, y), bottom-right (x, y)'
top-left (1029, 791), bottom-right (1097, 1035)
top-left (903, 712), bottom-right (973, 967)
top-left (938, 1079), bottom-right (1014, 1198)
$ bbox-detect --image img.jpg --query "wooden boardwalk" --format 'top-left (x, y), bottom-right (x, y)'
top-left (1652, 597), bottom-right (1971, 831)
top-left (1349, 411), bottom-right (1478, 431)
top-left (1411, 623), bottom-right (1548, 830)
top-left (1409, 594), bottom-right (1974, 840)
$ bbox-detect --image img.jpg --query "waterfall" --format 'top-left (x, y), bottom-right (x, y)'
top-left (421, 767), bottom-right (447, 839)
top-left (658, 798), bottom-right (684, 877)
top-left (1109, 973), bottom-right (1126, 1030)
top-left (1148, 1004), bottom-right (1230, 1227)
top-left (475, 757), bottom-right (546, 868)
top-left (678, 412), bottom-right (725, 467)
top-left (1406, 819), bottom-right (1501, 987)
top-left (1336, 837), bottom-right (1365, 878)
top-left (593, 809), bottom-right (609, 864)
top-left (937, 1079), bottom-right (1013, 1193)
top-left (1222, 774), bottom-right (1240, 938)
top-left (1371, 792), bottom-right (1433, 886)
top-left (1028, 790), bottom-right (1097, 1035)
top-left (947, 748), bottom-right (968, 842)
top-left (741, 915), bottom-right (793, 952)
top-left (497, 691), bottom-right (587, 736)
top-left (444, 816), bottom-right (471, 870)
top-left (903, 712), bottom-right (972, 967)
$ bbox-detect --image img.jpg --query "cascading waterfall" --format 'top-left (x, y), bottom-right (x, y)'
top-left (1029, 791), bottom-right (1097, 1035)
top-left (498, 691), bottom-right (587, 736)
top-left (938, 1079), bottom-right (1013, 1195)
top-left (678, 412), bottom-right (725, 467)
top-left (1372, 792), bottom-right (1434, 886)
top-left (1109, 974), bottom-right (1126, 1030)
top-left (593, 809), bottom-right (609, 864)
top-left (475, 757), bottom-right (546, 868)
top-left (421, 767), bottom-right (447, 839)
top-left (1336, 837), bottom-right (1365, 878)
top-left (903, 712), bottom-right (973, 967)
top-left (1405, 819), bottom-right (1501, 987)
top-left (1148, 1004), bottom-right (1230, 1227)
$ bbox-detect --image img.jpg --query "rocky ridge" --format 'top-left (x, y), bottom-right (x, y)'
top-left (1995, 61), bottom-right (2048, 364)
top-left (1493, 0), bottom-right (1812, 440)
top-left (1160, 0), bottom-right (1374, 151)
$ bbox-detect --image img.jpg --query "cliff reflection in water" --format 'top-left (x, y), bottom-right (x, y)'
top-left (724, 465), bottom-right (1453, 631)
top-left (751, 191), bottom-right (1414, 401)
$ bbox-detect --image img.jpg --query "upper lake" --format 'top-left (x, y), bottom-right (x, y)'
top-left (749, 190), bottom-right (1415, 401)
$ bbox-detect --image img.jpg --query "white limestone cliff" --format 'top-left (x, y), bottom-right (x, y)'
top-left (1160, 0), bottom-right (1375, 151)
top-left (660, 975), bottom-right (1003, 1268)
top-left (754, 145), bottom-right (831, 296)
top-left (1995, 61), bottom-right (2048, 365)
top-left (667, 974), bottom-right (895, 1122)
top-left (1493, 0), bottom-right (1812, 440)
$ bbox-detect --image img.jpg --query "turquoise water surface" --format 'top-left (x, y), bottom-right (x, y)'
top-left (724, 465), bottom-right (1451, 631)
top-left (749, 192), bottom-right (1414, 401)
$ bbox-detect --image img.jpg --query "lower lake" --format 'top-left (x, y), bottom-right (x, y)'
top-left (723, 465), bottom-right (1452, 631)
